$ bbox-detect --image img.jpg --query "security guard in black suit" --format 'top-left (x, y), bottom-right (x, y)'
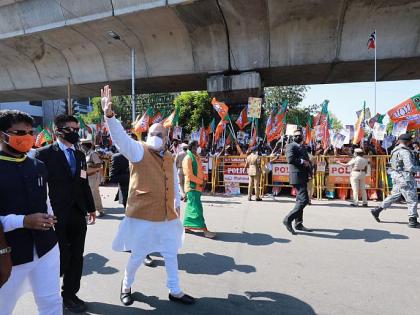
top-left (36, 114), bottom-right (95, 313)
top-left (110, 152), bottom-right (130, 208)
top-left (283, 128), bottom-right (313, 235)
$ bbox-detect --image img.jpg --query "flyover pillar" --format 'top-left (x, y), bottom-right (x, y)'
top-left (207, 72), bottom-right (263, 106)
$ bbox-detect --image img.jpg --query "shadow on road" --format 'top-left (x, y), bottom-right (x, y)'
top-left (214, 231), bottom-right (290, 245)
top-left (298, 228), bottom-right (409, 242)
top-left (202, 200), bottom-right (242, 205)
top-left (258, 198), bottom-right (296, 204)
top-left (82, 253), bottom-right (119, 276)
top-left (85, 291), bottom-right (316, 315)
top-left (154, 252), bottom-right (256, 275)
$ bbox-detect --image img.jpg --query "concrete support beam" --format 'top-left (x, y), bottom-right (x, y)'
top-left (207, 72), bottom-right (262, 105)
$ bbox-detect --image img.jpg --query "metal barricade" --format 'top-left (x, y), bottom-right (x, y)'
top-left (210, 155), bottom-right (392, 200)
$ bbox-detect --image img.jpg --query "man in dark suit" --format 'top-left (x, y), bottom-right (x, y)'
top-left (36, 114), bottom-right (96, 313)
top-left (110, 151), bottom-right (130, 208)
top-left (283, 128), bottom-right (313, 235)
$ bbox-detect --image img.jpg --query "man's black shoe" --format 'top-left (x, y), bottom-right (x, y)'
top-left (144, 255), bottom-right (154, 267)
top-left (120, 283), bottom-right (134, 306)
top-left (370, 207), bottom-right (382, 222)
top-left (71, 295), bottom-right (86, 307)
top-left (408, 217), bottom-right (419, 228)
top-left (169, 293), bottom-right (196, 305)
top-left (256, 198), bottom-right (262, 201)
top-left (63, 297), bottom-right (87, 313)
top-left (283, 219), bottom-right (296, 235)
top-left (362, 204), bottom-right (368, 207)
top-left (295, 224), bottom-right (313, 232)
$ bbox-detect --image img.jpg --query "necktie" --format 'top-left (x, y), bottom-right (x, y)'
top-left (67, 148), bottom-right (76, 176)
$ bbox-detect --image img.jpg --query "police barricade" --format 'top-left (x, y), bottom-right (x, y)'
top-left (314, 155), bottom-right (390, 200)
top-left (211, 155), bottom-right (392, 200)
top-left (211, 156), bottom-right (264, 196)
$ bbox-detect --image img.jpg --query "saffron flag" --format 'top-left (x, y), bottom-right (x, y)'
top-left (367, 31), bottom-right (376, 49)
top-left (211, 98), bottom-right (229, 120)
top-left (313, 100), bottom-right (329, 126)
top-left (304, 116), bottom-right (312, 144)
top-left (265, 110), bottom-right (274, 137)
top-left (214, 119), bottom-right (227, 142)
top-left (134, 109), bottom-right (153, 133)
top-left (163, 107), bottom-right (180, 128)
top-left (266, 100), bottom-right (288, 143)
top-left (199, 126), bottom-right (208, 149)
top-left (353, 102), bottom-right (366, 144)
top-left (35, 128), bottom-right (53, 148)
top-left (235, 107), bottom-right (249, 130)
top-left (150, 111), bottom-right (163, 125)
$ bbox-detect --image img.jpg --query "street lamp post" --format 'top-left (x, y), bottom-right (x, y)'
top-left (107, 30), bottom-right (136, 122)
top-left (131, 48), bottom-right (136, 123)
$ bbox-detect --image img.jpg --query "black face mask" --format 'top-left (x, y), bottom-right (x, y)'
top-left (293, 135), bottom-right (303, 143)
top-left (63, 131), bottom-right (80, 144)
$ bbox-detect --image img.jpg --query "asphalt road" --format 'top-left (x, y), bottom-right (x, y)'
top-left (13, 186), bottom-right (420, 315)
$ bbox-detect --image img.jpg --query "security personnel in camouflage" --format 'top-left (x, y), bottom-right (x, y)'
top-left (371, 134), bottom-right (419, 228)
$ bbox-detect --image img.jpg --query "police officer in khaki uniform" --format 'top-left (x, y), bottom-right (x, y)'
top-left (245, 146), bottom-right (262, 201)
top-left (81, 139), bottom-right (104, 217)
top-left (338, 148), bottom-right (369, 207)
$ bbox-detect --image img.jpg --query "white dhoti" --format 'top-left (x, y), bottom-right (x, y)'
top-left (112, 217), bottom-right (185, 294)
top-left (0, 244), bottom-right (62, 315)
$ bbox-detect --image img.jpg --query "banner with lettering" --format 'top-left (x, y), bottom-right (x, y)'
top-left (387, 94), bottom-right (420, 130)
top-left (271, 156), bottom-right (289, 182)
top-left (223, 157), bottom-right (248, 183)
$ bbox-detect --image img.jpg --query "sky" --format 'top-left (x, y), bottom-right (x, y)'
top-left (301, 80), bottom-right (420, 126)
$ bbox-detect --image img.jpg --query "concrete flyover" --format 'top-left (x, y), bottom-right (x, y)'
top-left (0, 0), bottom-right (419, 101)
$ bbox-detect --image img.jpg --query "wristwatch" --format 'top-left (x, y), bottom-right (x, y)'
top-left (0, 247), bottom-right (11, 255)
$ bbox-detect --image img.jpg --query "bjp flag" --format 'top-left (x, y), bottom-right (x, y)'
top-left (211, 98), bottom-right (229, 120)
top-left (235, 107), bottom-right (249, 130)
top-left (387, 94), bottom-right (420, 130)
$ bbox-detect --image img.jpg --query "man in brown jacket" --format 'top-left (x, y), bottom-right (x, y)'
top-left (246, 147), bottom-right (262, 201)
top-left (101, 85), bottom-right (195, 307)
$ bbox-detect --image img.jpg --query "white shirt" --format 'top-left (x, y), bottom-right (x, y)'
top-left (106, 116), bottom-right (181, 208)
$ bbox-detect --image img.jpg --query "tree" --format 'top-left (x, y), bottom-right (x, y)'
top-left (264, 85), bottom-right (318, 128)
top-left (328, 113), bottom-right (343, 131)
top-left (264, 86), bottom-right (308, 111)
top-left (174, 91), bottom-right (213, 134)
top-left (82, 97), bottom-right (102, 124)
top-left (263, 86), bottom-right (343, 132)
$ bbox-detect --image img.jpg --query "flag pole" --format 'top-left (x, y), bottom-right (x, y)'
top-left (374, 29), bottom-right (377, 115)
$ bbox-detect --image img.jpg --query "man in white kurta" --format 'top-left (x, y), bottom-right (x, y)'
top-left (101, 85), bottom-right (195, 306)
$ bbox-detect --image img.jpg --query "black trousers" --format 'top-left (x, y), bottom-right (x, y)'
top-left (55, 207), bottom-right (87, 297)
top-left (285, 183), bottom-right (309, 225)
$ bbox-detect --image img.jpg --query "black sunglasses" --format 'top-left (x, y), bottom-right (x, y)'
top-left (5, 130), bottom-right (34, 136)
top-left (60, 127), bottom-right (80, 133)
